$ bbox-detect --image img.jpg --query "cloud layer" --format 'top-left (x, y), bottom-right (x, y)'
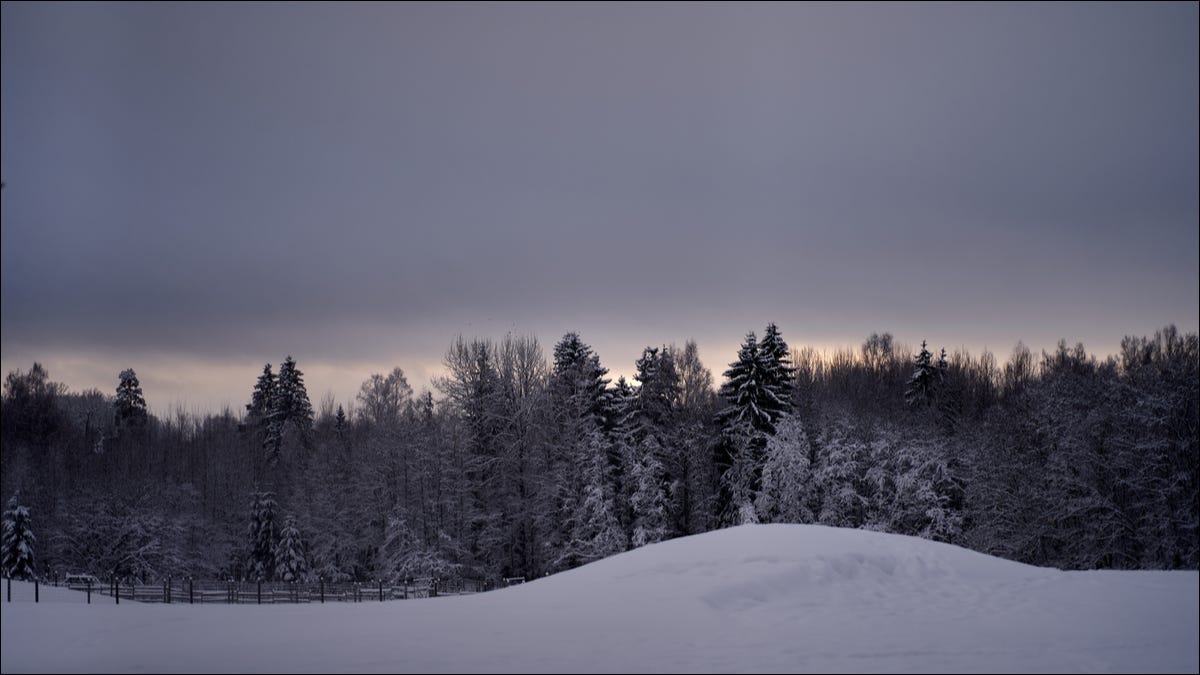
top-left (3, 3), bottom-right (1196, 410)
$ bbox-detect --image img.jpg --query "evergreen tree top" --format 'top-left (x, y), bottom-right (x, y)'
top-left (274, 356), bottom-right (314, 428)
top-left (759, 323), bottom-right (795, 374)
top-left (905, 339), bottom-right (942, 408)
top-left (3, 495), bottom-right (30, 518)
top-left (552, 332), bottom-right (609, 383)
top-left (554, 333), bottom-right (603, 372)
top-left (551, 332), bottom-right (611, 421)
top-left (2, 495), bottom-right (37, 581)
top-left (633, 346), bottom-right (681, 429)
top-left (114, 368), bottom-right (149, 427)
top-left (247, 363), bottom-right (278, 417)
top-left (115, 369), bottom-right (146, 400)
top-left (717, 326), bottom-right (793, 433)
top-left (760, 323), bottom-right (792, 361)
top-left (915, 340), bottom-right (933, 364)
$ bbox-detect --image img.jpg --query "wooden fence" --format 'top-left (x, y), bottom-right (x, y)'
top-left (5, 575), bottom-right (496, 605)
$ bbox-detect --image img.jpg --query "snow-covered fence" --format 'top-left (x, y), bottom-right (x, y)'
top-left (59, 576), bottom-right (495, 605)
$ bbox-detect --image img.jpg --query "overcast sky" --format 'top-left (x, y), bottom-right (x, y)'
top-left (2, 2), bottom-right (1197, 413)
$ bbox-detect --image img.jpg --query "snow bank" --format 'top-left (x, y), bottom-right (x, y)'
top-left (2, 525), bottom-right (1196, 673)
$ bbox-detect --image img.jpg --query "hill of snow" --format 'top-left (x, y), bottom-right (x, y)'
top-left (2, 524), bottom-right (1197, 673)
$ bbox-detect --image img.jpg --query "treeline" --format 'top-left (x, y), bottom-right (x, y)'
top-left (1, 324), bottom-right (1196, 584)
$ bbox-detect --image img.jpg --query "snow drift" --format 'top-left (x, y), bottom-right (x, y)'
top-left (2, 524), bottom-right (1197, 673)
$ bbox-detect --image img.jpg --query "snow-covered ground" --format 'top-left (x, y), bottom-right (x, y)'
top-left (2, 525), bottom-right (1196, 673)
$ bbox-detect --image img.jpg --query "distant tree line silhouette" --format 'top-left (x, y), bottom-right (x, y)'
top-left (1, 324), bottom-right (1195, 583)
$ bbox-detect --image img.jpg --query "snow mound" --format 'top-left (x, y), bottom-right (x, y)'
top-left (492, 524), bottom-right (1051, 611)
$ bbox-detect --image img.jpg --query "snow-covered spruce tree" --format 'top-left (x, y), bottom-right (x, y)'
top-left (630, 435), bottom-right (670, 547)
top-left (275, 515), bottom-right (308, 582)
top-left (1, 496), bottom-right (36, 580)
top-left (717, 324), bottom-right (795, 437)
top-left (715, 329), bottom-right (794, 525)
top-left (603, 374), bottom-right (636, 493)
top-left (247, 492), bottom-right (279, 581)
top-left (545, 333), bottom-right (612, 569)
top-left (632, 346), bottom-right (681, 429)
top-left (756, 415), bottom-right (816, 524)
top-left (113, 368), bottom-right (148, 432)
top-left (246, 363), bottom-right (277, 423)
top-left (334, 404), bottom-right (347, 440)
top-left (603, 376), bottom-right (635, 433)
top-left (905, 340), bottom-right (941, 408)
top-left (602, 376), bottom-right (637, 540)
top-left (717, 333), bottom-right (774, 434)
top-left (934, 349), bottom-right (965, 435)
top-left (265, 356), bottom-right (314, 463)
top-left (244, 363), bottom-right (278, 468)
top-left (552, 332), bottom-right (611, 420)
top-left (758, 322), bottom-right (795, 420)
top-left (275, 356), bottom-right (315, 427)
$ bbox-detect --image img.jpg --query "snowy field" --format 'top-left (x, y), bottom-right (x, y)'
top-left (2, 525), bottom-right (1196, 673)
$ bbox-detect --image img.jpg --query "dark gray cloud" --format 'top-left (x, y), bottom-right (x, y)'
top-left (3, 3), bottom-right (1197, 409)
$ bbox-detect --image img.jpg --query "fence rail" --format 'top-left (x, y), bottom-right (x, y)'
top-left (4, 575), bottom-right (499, 605)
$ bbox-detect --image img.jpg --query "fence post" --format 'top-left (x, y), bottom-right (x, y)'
top-left (115, 578), bottom-right (120, 605)
top-left (87, 580), bottom-right (92, 604)
top-left (34, 578), bottom-right (39, 603)
top-left (320, 578), bottom-right (324, 604)
top-left (164, 577), bottom-right (169, 604)
top-left (379, 579), bottom-right (384, 602)
top-left (189, 577), bottom-right (194, 605)
top-left (257, 579), bottom-right (262, 605)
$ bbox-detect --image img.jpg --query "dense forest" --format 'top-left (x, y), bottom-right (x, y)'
top-left (2, 324), bottom-right (1196, 585)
